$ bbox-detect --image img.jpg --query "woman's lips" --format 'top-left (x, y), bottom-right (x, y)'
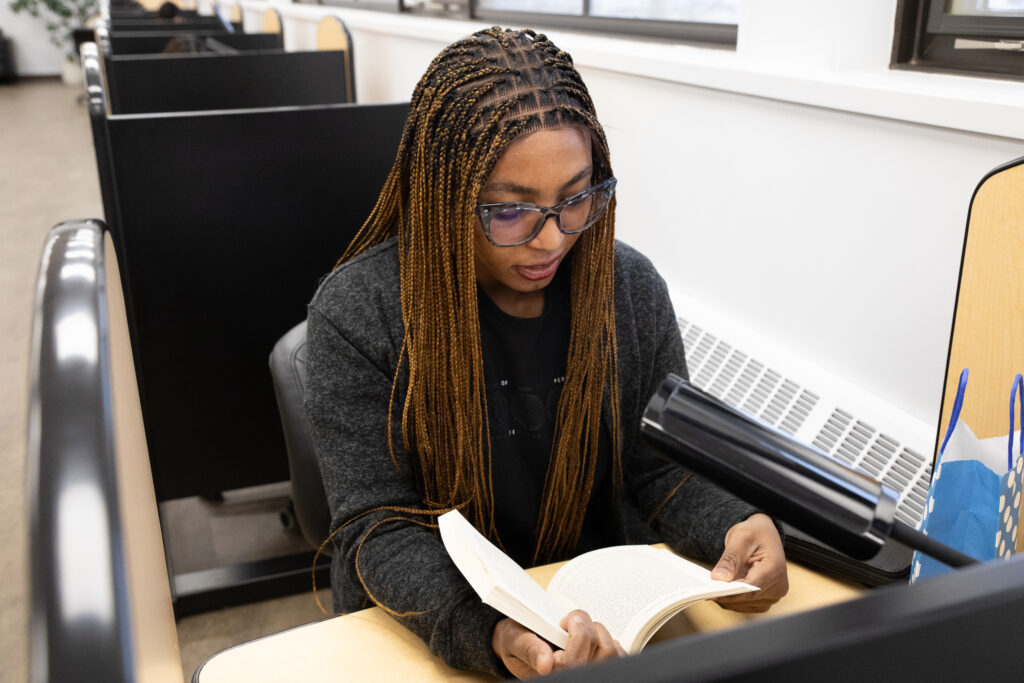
top-left (515, 255), bottom-right (561, 281)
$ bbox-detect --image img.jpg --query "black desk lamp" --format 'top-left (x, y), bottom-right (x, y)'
top-left (641, 374), bottom-right (976, 569)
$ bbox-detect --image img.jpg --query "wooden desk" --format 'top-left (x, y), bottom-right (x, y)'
top-left (194, 552), bottom-right (863, 682)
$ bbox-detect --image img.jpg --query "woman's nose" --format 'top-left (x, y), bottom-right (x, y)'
top-left (529, 215), bottom-right (564, 250)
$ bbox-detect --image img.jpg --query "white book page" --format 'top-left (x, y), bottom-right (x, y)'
top-left (438, 511), bottom-right (573, 648)
top-left (546, 546), bottom-right (757, 652)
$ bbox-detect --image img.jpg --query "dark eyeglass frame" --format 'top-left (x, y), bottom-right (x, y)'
top-left (475, 177), bottom-right (617, 247)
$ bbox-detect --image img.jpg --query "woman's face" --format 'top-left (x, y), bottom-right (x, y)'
top-left (473, 126), bottom-right (593, 318)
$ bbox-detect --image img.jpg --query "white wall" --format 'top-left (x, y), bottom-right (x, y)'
top-left (230, 0), bottom-right (1024, 445)
top-left (0, 1), bottom-right (67, 75)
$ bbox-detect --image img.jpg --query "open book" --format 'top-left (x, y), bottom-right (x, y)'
top-left (437, 510), bottom-right (758, 654)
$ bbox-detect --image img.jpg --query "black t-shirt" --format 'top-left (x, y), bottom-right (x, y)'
top-left (477, 264), bottom-right (620, 567)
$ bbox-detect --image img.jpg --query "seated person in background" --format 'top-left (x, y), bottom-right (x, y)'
top-left (305, 26), bottom-right (789, 679)
top-left (160, 34), bottom-right (199, 54)
top-left (157, 2), bottom-right (183, 22)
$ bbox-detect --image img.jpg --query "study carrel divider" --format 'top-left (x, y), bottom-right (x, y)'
top-left (103, 102), bottom-right (407, 614)
top-left (105, 49), bottom-right (354, 114)
top-left (104, 100), bottom-right (408, 508)
top-left (108, 31), bottom-right (282, 56)
top-left (107, 16), bottom-right (229, 32)
top-left (82, 37), bottom-right (407, 610)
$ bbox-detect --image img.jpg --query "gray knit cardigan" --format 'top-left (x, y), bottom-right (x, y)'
top-left (305, 237), bottom-right (759, 677)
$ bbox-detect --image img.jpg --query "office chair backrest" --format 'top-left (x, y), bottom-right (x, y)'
top-left (269, 321), bottom-right (331, 551)
top-left (29, 220), bottom-right (182, 683)
top-left (316, 15), bottom-right (355, 103)
top-left (937, 155), bottom-right (1024, 551)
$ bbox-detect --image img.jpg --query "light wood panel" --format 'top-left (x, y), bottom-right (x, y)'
top-left (316, 15), bottom-right (354, 102)
top-left (938, 158), bottom-right (1024, 552)
top-left (263, 8), bottom-right (281, 35)
top-left (196, 547), bottom-right (861, 682)
top-left (105, 232), bottom-right (184, 683)
top-left (139, 0), bottom-right (182, 9)
top-left (316, 16), bottom-right (349, 52)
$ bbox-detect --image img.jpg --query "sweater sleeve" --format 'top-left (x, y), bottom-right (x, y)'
top-left (617, 251), bottom-right (762, 563)
top-left (305, 305), bottom-right (507, 677)
top-left (626, 319), bottom-right (762, 562)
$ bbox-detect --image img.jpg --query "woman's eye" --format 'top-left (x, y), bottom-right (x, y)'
top-left (492, 208), bottom-right (523, 222)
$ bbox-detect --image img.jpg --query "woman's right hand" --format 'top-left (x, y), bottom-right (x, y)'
top-left (492, 610), bottom-right (626, 678)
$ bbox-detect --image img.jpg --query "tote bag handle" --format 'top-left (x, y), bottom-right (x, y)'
top-left (939, 368), bottom-right (969, 457)
top-left (1008, 373), bottom-right (1023, 472)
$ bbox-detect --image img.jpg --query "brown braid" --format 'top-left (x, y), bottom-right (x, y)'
top-left (338, 27), bottom-right (621, 567)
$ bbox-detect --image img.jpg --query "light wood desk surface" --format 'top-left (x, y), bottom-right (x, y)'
top-left (195, 550), bottom-right (863, 682)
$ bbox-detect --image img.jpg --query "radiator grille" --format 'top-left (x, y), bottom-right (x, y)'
top-left (679, 317), bottom-right (931, 528)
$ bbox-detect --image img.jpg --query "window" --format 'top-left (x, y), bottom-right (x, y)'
top-left (893, 0), bottom-right (1024, 80)
top-left (402, 0), bottom-right (469, 17)
top-left (322, 0), bottom-right (400, 10)
top-left (317, 0), bottom-right (739, 46)
top-left (474, 0), bottom-right (738, 45)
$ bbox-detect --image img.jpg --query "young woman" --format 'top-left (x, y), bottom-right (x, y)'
top-left (305, 27), bottom-right (788, 678)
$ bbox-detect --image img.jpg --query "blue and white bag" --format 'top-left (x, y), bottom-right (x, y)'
top-left (911, 369), bottom-right (1024, 583)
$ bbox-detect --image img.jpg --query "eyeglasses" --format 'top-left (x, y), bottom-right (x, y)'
top-left (475, 177), bottom-right (617, 247)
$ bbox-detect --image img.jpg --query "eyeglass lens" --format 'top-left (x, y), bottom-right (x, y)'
top-left (485, 184), bottom-right (613, 246)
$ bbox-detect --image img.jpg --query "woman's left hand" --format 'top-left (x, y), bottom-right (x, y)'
top-left (709, 513), bottom-right (789, 612)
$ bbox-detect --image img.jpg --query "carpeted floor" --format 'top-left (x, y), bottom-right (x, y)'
top-left (0, 78), bottom-right (333, 683)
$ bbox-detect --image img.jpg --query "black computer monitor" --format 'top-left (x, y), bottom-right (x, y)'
top-left (551, 550), bottom-right (1024, 681)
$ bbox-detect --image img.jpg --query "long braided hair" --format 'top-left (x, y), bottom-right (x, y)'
top-left (341, 27), bottom-right (620, 566)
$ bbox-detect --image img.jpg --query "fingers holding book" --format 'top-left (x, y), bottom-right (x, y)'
top-left (492, 611), bottom-right (626, 679)
top-left (492, 617), bottom-right (556, 678)
top-left (553, 610), bottom-right (627, 672)
top-left (711, 513), bottom-right (790, 613)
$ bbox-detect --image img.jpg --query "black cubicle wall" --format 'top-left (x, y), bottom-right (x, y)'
top-left (109, 8), bottom-right (199, 18)
top-left (104, 29), bottom-right (233, 55)
top-left (108, 17), bottom-right (229, 31)
top-left (109, 32), bottom-right (282, 55)
top-left (104, 102), bottom-right (408, 501)
top-left (106, 50), bottom-right (353, 114)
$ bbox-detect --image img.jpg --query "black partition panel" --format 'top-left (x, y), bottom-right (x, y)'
top-left (109, 17), bottom-right (227, 31)
top-left (105, 102), bottom-right (408, 501)
top-left (109, 8), bottom-right (199, 18)
top-left (109, 32), bottom-right (282, 55)
top-left (107, 28), bottom-right (233, 48)
top-left (107, 51), bottom-right (352, 114)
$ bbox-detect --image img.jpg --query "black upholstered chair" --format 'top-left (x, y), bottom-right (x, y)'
top-left (269, 320), bottom-right (331, 553)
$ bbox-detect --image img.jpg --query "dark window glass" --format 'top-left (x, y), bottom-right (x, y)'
top-left (893, 0), bottom-right (1024, 80)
